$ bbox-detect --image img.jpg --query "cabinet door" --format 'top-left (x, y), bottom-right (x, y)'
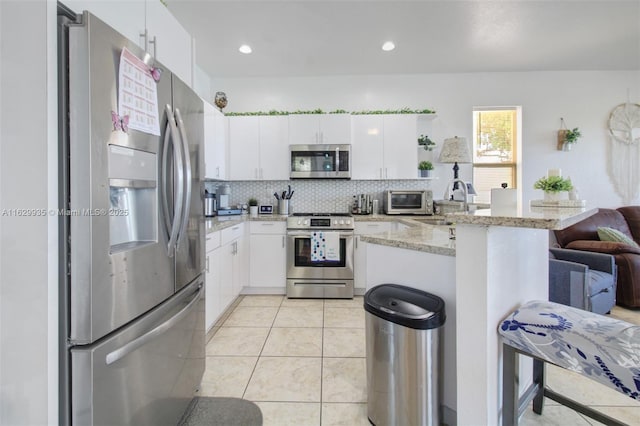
top-left (319, 114), bottom-right (351, 145)
top-left (203, 102), bottom-right (226, 180)
top-left (259, 116), bottom-right (289, 180)
top-left (145, 0), bottom-right (193, 87)
top-left (228, 116), bottom-right (260, 180)
top-left (62, 0), bottom-right (146, 48)
top-left (351, 115), bottom-right (384, 180)
top-left (214, 111), bottom-right (228, 180)
top-left (288, 114), bottom-right (319, 144)
top-left (205, 248), bottom-right (222, 331)
top-left (249, 234), bottom-right (286, 288)
top-left (354, 235), bottom-right (366, 290)
top-left (219, 242), bottom-right (235, 312)
top-left (233, 237), bottom-right (248, 296)
top-left (383, 115), bottom-right (418, 179)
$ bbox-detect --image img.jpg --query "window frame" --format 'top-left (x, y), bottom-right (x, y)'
top-left (472, 106), bottom-right (521, 204)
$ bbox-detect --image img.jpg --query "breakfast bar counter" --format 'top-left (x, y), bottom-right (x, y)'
top-left (361, 205), bottom-right (598, 425)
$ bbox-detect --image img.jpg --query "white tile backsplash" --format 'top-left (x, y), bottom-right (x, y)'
top-left (205, 179), bottom-right (433, 214)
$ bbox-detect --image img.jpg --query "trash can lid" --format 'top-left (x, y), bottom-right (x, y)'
top-left (364, 284), bottom-right (446, 330)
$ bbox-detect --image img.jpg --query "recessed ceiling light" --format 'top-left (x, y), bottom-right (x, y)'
top-left (381, 41), bottom-right (395, 52)
top-left (239, 44), bottom-right (252, 54)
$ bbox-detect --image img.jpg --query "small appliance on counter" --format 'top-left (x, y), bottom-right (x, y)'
top-left (216, 183), bottom-right (230, 209)
top-left (384, 190), bottom-right (433, 215)
top-left (204, 190), bottom-right (216, 217)
top-left (352, 193), bottom-right (374, 215)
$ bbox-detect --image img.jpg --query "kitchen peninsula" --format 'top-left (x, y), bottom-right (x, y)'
top-left (361, 206), bottom-right (598, 425)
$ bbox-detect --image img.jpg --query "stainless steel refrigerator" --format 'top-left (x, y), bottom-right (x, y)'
top-left (58, 7), bottom-right (205, 425)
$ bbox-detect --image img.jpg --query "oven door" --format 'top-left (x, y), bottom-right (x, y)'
top-left (286, 231), bottom-right (354, 280)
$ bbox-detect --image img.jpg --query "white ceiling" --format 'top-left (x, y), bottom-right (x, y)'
top-left (167, 0), bottom-right (640, 79)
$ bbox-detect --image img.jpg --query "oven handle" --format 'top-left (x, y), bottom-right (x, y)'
top-left (287, 231), bottom-right (354, 239)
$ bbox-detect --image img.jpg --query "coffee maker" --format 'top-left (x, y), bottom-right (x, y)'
top-left (216, 184), bottom-right (230, 210)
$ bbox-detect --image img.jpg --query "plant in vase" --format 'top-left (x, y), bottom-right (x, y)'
top-left (418, 161), bottom-right (434, 178)
top-left (417, 134), bottom-right (436, 151)
top-left (248, 197), bottom-right (259, 217)
top-left (558, 127), bottom-right (582, 151)
top-left (533, 176), bottom-right (573, 202)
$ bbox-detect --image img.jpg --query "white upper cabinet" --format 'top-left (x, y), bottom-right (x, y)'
top-left (228, 116), bottom-right (289, 181)
top-left (228, 116), bottom-right (260, 180)
top-left (383, 115), bottom-right (419, 179)
top-left (288, 114), bottom-right (351, 145)
top-left (351, 114), bottom-right (420, 180)
top-left (62, 1), bottom-right (146, 48)
top-left (351, 115), bottom-right (384, 180)
top-left (203, 101), bottom-right (227, 180)
top-left (144, 0), bottom-right (193, 86)
top-left (62, 0), bottom-right (193, 87)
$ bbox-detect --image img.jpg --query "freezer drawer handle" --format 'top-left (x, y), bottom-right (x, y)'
top-left (105, 284), bottom-right (202, 365)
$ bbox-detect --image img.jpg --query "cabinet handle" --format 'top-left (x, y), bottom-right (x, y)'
top-left (206, 256), bottom-right (210, 273)
top-left (355, 236), bottom-right (358, 249)
top-left (216, 166), bottom-right (220, 178)
top-left (379, 168), bottom-right (383, 179)
top-left (260, 168), bottom-right (263, 179)
top-left (148, 35), bottom-right (157, 58)
top-left (232, 226), bottom-right (239, 231)
top-left (282, 236), bottom-right (285, 248)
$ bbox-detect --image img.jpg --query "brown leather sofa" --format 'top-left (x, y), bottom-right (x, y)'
top-left (554, 207), bottom-right (640, 308)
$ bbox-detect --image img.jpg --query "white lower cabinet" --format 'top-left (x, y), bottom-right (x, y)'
top-left (205, 223), bottom-right (246, 331)
top-left (249, 221), bottom-right (286, 290)
top-left (205, 231), bottom-right (221, 331)
top-left (354, 222), bottom-right (393, 291)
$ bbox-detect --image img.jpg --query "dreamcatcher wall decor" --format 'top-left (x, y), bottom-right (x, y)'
top-left (608, 102), bottom-right (640, 204)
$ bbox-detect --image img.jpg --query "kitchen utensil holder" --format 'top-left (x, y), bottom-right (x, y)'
top-left (279, 200), bottom-right (289, 215)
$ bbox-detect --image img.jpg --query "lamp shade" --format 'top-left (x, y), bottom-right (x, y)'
top-left (438, 136), bottom-right (472, 164)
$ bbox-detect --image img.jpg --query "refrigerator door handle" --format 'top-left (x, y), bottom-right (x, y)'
top-left (174, 107), bottom-right (192, 243)
top-left (105, 284), bottom-right (203, 365)
top-left (163, 104), bottom-right (185, 257)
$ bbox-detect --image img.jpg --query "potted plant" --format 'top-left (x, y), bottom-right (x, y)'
top-left (557, 127), bottom-right (581, 151)
top-left (248, 197), bottom-right (259, 217)
top-left (417, 134), bottom-right (436, 151)
top-left (533, 175), bottom-right (573, 202)
top-left (418, 161), bottom-right (434, 178)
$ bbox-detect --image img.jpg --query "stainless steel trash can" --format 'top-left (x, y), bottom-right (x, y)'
top-left (364, 284), bottom-right (446, 426)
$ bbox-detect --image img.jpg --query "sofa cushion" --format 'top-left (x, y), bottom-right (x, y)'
top-left (588, 269), bottom-right (615, 296)
top-left (597, 227), bottom-right (640, 248)
top-left (617, 206), bottom-right (640, 244)
top-left (554, 209), bottom-right (632, 247)
top-left (566, 240), bottom-right (640, 256)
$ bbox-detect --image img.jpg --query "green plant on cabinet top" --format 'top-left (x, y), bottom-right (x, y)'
top-left (248, 198), bottom-right (258, 206)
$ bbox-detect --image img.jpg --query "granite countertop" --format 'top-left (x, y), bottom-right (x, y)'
top-left (445, 206), bottom-right (598, 230)
top-left (359, 223), bottom-right (456, 256)
top-left (204, 214), bottom-right (287, 233)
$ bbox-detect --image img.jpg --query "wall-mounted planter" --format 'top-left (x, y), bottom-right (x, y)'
top-left (557, 129), bottom-right (571, 151)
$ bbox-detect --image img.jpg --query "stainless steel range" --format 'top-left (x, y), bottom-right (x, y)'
top-left (286, 213), bottom-right (354, 298)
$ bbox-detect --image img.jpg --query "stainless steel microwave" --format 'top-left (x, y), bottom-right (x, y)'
top-left (384, 190), bottom-right (433, 215)
top-left (289, 144), bottom-right (351, 179)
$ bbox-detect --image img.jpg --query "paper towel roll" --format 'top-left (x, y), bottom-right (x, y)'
top-left (491, 188), bottom-right (517, 215)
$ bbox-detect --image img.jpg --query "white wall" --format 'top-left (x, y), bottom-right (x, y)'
top-left (0, 1), bottom-right (58, 425)
top-left (213, 71), bottom-right (640, 208)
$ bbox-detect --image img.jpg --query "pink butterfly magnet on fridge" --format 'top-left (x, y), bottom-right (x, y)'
top-left (111, 110), bottom-right (130, 133)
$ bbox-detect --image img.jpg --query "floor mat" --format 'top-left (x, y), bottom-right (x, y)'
top-left (179, 397), bottom-right (263, 426)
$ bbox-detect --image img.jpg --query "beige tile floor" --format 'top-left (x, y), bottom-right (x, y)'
top-left (202, 296), bottom-right (640, 426)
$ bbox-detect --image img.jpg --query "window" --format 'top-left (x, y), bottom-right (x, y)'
top-left (472, 108), bottom-right (520, 203)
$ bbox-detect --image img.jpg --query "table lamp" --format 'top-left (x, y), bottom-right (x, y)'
top-left (438, 136), bottom-right (472, 190)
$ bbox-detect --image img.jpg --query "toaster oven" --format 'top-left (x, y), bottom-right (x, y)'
top-left (383, 190), bottom-right (433, 215)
